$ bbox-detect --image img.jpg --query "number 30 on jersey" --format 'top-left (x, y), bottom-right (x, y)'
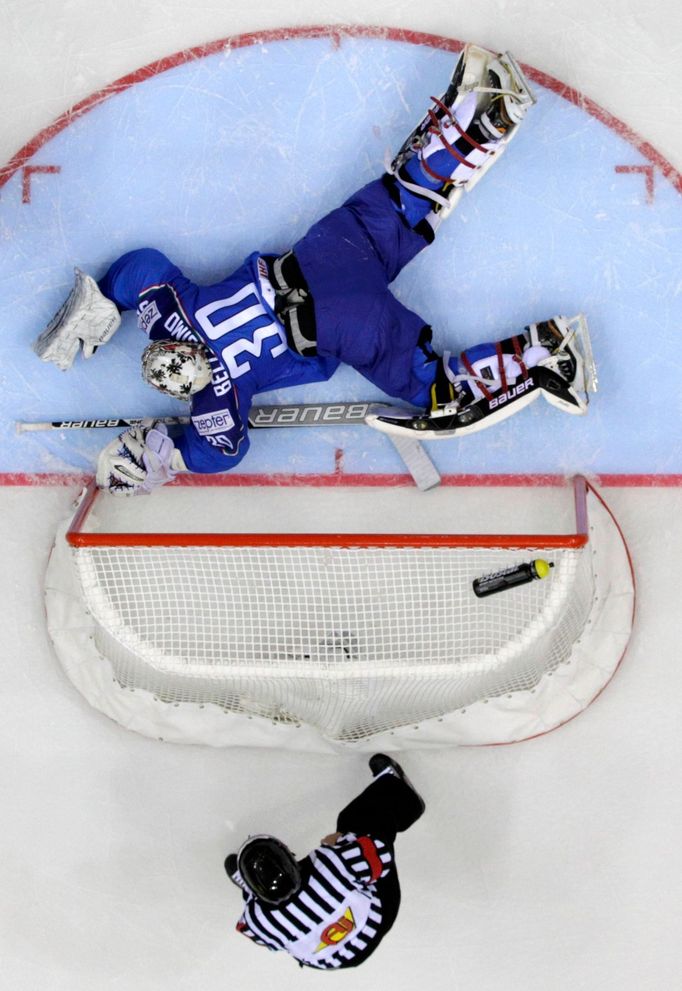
top-left (194, 285), bottom-right (287, 379)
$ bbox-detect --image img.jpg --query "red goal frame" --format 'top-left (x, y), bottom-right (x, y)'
top-left (66, 476), bottom-right (589, 550)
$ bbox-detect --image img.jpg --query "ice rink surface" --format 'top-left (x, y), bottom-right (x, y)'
top-left (2, 2), bottom-right (682, 989)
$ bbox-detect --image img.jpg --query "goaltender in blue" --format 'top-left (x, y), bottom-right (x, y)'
top-left (33, 44), bottom-right (596, 495)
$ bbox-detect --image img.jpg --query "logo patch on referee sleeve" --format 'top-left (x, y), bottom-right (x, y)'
top-left (315, 907), bottom-right (356, 950)
top-left (191, 407), bottom-right (236, 436)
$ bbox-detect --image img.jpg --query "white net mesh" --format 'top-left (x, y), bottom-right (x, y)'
top-left (73, 540), bottom-right (594, 742)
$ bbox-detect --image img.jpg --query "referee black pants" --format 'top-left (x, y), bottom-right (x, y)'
top-left (330, 772), bottom-right (424, 969)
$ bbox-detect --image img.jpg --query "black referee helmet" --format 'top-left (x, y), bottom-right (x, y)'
top-left (237, 835), bottom-right (302, 905)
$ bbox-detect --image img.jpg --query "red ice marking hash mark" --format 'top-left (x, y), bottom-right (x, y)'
top-left (615, 164), bottom-right (655, 204)
top-left (0, 25), bottom-right (681, 196)
top-left (21, 164), bottom-right (60, 203)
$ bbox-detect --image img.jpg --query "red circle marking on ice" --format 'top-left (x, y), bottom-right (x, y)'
top-left (1, 25), bottom-right (681, 194)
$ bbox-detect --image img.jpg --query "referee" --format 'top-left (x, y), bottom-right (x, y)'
top-left (224, 754), bottom-right (425, 970)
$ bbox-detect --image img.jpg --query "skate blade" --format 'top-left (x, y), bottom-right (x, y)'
top-left (456, 44), bottom-right (493, 95)
top-left (497, 51), bottom-right (537, 107)
top-left (365, 404), bottom-right (416, 423)
top-left (541, 386), bottom-right (589, 416)
top-left (366, 412), bottom-right (458, 440)
top-left (567, 313), bottom-right (598, 394)
top-left (463, 47), bottom-right (536, 109)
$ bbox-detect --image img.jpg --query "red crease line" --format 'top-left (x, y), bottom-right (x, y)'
top-left (1, 26), bottom-right (680, 197)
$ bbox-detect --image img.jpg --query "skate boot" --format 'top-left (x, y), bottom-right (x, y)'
top-left (388, 44), bottom-right (535, 235)
top-left (525, 314), bottom-right (598, 401)
top-left (369, 754), bottom-right (426, 815)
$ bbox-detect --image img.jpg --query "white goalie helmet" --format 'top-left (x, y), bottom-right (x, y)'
top-left (141, 339), bottom-right (212, 399)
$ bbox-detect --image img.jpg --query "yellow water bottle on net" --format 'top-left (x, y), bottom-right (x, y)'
top-left (472, 559), bottom-right (554, 598)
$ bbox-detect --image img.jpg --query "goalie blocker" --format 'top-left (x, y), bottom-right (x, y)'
top-left (31, 48), bottom-right (594, 481)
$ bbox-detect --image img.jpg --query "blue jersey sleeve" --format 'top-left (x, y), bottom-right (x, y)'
top-left (175, 420), bottom-right (250, 473)
top-left (98, 249), bottom-right (187, 311)
top-left (99, 249), bottom-right (247, 473)
top-left (176, 372), bottom-right (252, 473)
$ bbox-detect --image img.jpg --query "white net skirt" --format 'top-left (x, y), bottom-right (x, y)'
top-left (45, 479), bottom-right (634, 749)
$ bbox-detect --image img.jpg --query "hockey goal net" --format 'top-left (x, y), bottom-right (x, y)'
top-left (45, 476), bottom-right (634, 749)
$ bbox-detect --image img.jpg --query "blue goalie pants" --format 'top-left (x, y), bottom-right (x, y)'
top-left (293, 177), bottom-right (435, 405)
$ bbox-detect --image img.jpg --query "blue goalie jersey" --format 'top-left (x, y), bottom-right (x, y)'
top-left (99, 248), bottom-right (339, 472)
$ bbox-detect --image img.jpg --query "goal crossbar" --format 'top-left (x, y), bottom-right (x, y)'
top-left (66, 475), bottom-right (589, 549)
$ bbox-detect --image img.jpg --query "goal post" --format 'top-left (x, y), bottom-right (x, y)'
top-left (44, 475), bottom-right (634, 750)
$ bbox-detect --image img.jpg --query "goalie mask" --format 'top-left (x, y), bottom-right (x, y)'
top-left (237, 835), bottom-right (302, 905)
top-left (141, 339), bottom-right (212, 399)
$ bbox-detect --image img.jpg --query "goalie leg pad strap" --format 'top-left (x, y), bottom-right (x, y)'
top-left (268, 252), bottom-right (318, 357)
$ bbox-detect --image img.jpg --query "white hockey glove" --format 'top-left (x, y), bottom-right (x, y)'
top-left (33, 268), bottom-right (121, 371)
top-left (96, 420), bottom-right (187, 496)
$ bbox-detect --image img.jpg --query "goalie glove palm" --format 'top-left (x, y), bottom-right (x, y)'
top-left (33, 268), bottom-right (121, 371)
top-left (96, 420), bottom-right (185, 496)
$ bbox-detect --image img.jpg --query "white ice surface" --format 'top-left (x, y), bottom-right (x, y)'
top-left (3, 483), bottom-right (682, 989)
top-left (2, 2), bottom-right (682, 989)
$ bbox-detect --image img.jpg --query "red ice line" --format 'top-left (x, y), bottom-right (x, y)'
top-left (615, 164), bottom-right (655, 204)
top-left (2, 471), bottom-right (682, 488)
top-left (21, 164), bottom-right (61, 203)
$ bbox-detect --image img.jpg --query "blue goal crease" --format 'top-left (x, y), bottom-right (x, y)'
top-left (2, 36), bottom-right (681, 476)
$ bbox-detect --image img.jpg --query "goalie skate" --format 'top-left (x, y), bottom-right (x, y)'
top-left (530, 313), bottom-right (598, 400)
top-left (366, 314), bottom-right (597, 440)
top-left (388, 44), bottom-right (536, 216)
top-left (365, 383), bottom-right (540, 440)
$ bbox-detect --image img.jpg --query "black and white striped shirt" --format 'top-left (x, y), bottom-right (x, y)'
top-left (234, 832), bottom-right (394, 969)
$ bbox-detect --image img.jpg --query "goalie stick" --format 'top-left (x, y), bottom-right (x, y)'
top-left (15, 401), bottom-right (441, 491)
top-left (16, 401), bottom-right (379, 432)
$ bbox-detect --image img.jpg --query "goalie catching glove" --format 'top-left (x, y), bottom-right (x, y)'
top-left (96, 420), bottom-right (187, 496)
top-left (33, 268), bottom-right (121, 371)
